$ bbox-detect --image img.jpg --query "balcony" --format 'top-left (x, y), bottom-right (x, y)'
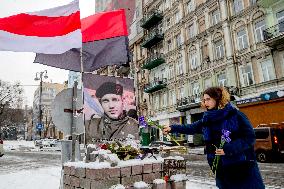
top-left (176, 93), bottom-right (202, 112)
top-left (263, 21), bottom-right (284, 49)
top-left (141, 29), bottom-right (164, 48)
top-left (142, 53), bottom-right (165, 70)
top-left (140, 9), bottom-right (163, 29)
top-left (239, 77), bottom-right (284, 96)
top-left (144, 78), bottom-right (167, 93)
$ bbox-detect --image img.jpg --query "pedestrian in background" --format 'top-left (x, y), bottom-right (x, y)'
top-left (163, 87), bottom-right (265, 189)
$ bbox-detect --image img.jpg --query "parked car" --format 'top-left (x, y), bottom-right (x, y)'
top-left (34, 139), bottom-right (43, 147)
top-left (254, 126), bottom-right (284, 162)
top-left (42, 139), bottom-right (58, 147)
top-left (0, 138), bottom-right (4, 157)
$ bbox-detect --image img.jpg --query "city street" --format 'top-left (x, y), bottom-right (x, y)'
top-left (1, 148), bottom-right (284, 189)
top-left (0, 151), bottom-right (61, 175)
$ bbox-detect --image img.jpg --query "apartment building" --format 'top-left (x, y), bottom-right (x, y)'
top-left (130, 0), bottom-right (284, 134)
top-left (33, 82), bottom-right (66, 139)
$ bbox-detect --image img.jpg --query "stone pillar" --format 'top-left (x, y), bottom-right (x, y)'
top-left (204, 8), bottom-right (210, 29)
top-left (207, 37), bottom-right (214, 62)
top-left (193, 16), bottom-right (198, 36)
top-left (196, 43), bottom-right (201, 67)
top-left (219, 0), bottom-right (228, 21)
top-left (265, 8), bottom-right (274, 28)
top-left (223, 22), bottom-right (233, 58)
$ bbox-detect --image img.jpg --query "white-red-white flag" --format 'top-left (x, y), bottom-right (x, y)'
top-left (0, 0), bottom-right (81, 54)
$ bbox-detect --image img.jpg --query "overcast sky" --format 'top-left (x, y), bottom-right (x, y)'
top-left (0, 0), bottom-right (96, 107)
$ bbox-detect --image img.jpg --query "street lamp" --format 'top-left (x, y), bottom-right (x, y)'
top-left (34, 70), bottom-right (48, 139)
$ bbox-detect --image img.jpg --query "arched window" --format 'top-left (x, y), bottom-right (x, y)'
top-left (237, 27), bottom-right (248, 50)
top-left (233, 0), bottom-right (244, 14)
top-left (188, 46), bottom-right (198, 69)
top-left (254, 20), bottom-right (266, 43)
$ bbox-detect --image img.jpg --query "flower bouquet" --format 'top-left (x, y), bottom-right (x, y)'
top-left (139, 116), bottom-right (181, 146)
top-left (97, 137), bottom-right (141, 161)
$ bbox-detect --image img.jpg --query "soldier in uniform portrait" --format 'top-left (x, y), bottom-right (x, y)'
top-left (86, 82), bottom-right (139, 143)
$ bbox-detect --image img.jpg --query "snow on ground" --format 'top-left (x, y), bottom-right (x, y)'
top-left (1, 141), bottom-right (216, 188)
top-left (186, 177), bottom-right (217, 189)
top-left (3, 140), bottom-right (61, 152)
top-left (0, 166), bottom-right (61, 189)
top-left (4, 140), bottom-right (36, 151)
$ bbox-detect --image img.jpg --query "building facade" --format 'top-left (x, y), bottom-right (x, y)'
top-left (95, 0), bottom-right (112, 13)
top-left (33, 82), bottom-right (66, 139)
top-left (130, 0), bottom-right (284, 138)
top-left (237, 0), bottom-right (284, 127)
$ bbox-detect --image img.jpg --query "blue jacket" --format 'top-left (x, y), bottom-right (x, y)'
top-left (170, 103), bottom-right (265, 189)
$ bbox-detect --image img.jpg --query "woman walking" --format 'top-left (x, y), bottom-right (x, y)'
top-left (163, 87), bottom-right (265, 189)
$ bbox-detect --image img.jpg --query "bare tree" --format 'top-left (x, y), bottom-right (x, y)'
top-left (0, 80), bottom-right (24, 123)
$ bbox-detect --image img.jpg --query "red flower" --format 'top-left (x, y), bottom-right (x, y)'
top-left (100, 144), bottom-right (107, 150)
top-left (164, 175), bottom-right (169, 182)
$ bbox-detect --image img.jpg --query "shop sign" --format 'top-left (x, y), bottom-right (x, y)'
top-left (236, 97), bottom-right (262, 105)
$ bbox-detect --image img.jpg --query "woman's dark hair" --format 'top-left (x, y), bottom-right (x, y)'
top-left (201, 87), bottom-right (230, 109)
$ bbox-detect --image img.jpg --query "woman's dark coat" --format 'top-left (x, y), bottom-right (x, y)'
top-left (170, 103), bottom-right (265, 189)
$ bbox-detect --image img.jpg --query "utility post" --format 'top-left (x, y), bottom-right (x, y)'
top-left (34, 70), bottom-right (48, 139)
top-left (71, 81), bottom-right (78, 161)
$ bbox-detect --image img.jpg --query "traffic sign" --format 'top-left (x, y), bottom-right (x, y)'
top-left (36, 123), bottom-right (44, 131)
top-left (51, 89), bottom-right (84, 135)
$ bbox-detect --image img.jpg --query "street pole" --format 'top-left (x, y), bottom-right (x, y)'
top-left (39, 74), bottom-right (43, 139)
top-left (34, 70), bottom-right (48, 139)
top-left (71, 81), bottom-right (78, 162)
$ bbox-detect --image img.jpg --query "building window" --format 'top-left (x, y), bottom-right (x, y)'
top-left (169, 65), bottom-right (174, 79)
top-left (172, 90), bottom-right (176, 105)
top-left (211, 9), bottom-right (221, 26)
top-left (276, 10), bottom-right (284, 32)
top-left (233, 0), bottom-right (243, 14)
top-left (175, 33), bottom-right (182, 47)
top-left (179, 87), bottom-right (185, 99)
top-left (188, 24), bottom-right (195, 39)
top-left (163, 92), bottom-right (167, 107)
top-left (189, 52), bottom-right (198, 70)
top-left (240, 64), bottom-right (254, 87)
top-left (161, 68), bottom-right (166, 79)
top-left (175, 10), bottom-right (181, 24)
top-left (250, 0), bottom-right (257, 5)
top-left (204, 78), bottom-right (212, 89)
top-left (187, 0), bottom-right (193, 13)
top-left (261, 59), bottom-right (276, 82)
top-left (177, 57), bottom-right (184, 75)
top-left (192, 82), bottom-right (200, 96)
top-left (169, 90), bottom-right (173, 106)
top-left (237, 28), bottom-right (248, 50)
top-left (217, 73), bottom-right (227, 87)
top-left (254, 20), bottom-right (266, 43)
top-left (215, 40), bottom-right (224, 59)
top-left (201, 43), bottom-right (209, 61)
top-left (155, 95), bottom-right (159, 109)
top-left (167, 39), bottom-right (172, 52)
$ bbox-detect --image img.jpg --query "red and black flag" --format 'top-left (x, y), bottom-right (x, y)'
top-left (103, 0), bottom-right (136, 33)
top-left (34, 9), bottom-right (130, 72)
top-left (81, 9), bottom-right (129, 72)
